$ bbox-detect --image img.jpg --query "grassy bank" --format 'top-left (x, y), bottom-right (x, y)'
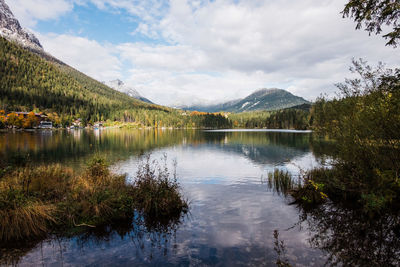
top-left (266, 169), bottom-right (328, 207)
top-left (268, 164), bottom-right (400, 214)
top-left (0, 156), bottom-right (188, 242)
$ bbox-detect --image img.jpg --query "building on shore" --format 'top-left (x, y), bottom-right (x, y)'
top-left (13, 112), bottom-right (48, 121)
top-left (39, 121), bottom-right (53, 129)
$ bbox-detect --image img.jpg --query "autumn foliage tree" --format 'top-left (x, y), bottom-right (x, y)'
top-left (0, 110), bottom-right (5, 128)
top-left (22, 112), bottom-right (39, 128)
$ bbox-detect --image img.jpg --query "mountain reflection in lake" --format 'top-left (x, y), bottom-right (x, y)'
top-left (1, 129), bottom-right (399, 266)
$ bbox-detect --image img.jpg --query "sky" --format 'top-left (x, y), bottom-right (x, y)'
top-left (6, 0), bottom-right (400, 106)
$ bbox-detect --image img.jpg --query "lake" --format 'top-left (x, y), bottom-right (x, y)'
top-left (1, 129), bottom-right (398, 266)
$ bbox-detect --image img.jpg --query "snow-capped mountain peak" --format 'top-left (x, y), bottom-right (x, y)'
top-left (105, 79), bottom-right (153, 104)
top-left (0, 0), bottom-right (43, 51)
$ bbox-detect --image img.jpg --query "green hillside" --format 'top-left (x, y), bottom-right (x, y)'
top-left (0, 37), bottom-right (165, 124)
top-left (228, 104), bottom-right (312, 130)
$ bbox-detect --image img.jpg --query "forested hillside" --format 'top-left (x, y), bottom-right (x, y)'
top-left (0, 37), bottom-right (166, 125)
top-left (228, 104), bottom-right (312, 129)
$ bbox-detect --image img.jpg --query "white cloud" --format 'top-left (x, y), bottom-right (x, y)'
top-left (6, 0), bottom-right (74, 27)
top-left (117, 0), bottom-right (399, 104)
top-left (87, 0), bottom-right (166, 23)
top-left (37, 33), bottom-right (122, 81)
top-left (117, 43), bottom-right (210, 72)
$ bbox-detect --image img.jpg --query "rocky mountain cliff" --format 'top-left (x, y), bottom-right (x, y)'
top-left (0, 0), bottom-right (42, 51)
top-left (183, 88), bottom-right (310, 113)
top-left (105, 79), bottom-right (153, 104)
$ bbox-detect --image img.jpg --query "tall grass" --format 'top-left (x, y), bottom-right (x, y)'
top-left (0, 201), bottom-right (55, 241)
top-left (266, 169), bottom-right (297, 197)
top-left (0, 155), bottom-right (188, 242)
top-left (266, 168), bottom-right (328, 206)
top-left (0, 165), bottom-right (63, 241)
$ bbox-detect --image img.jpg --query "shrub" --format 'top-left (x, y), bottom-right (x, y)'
top-left (133, 155), bottom-right (188, 219)
top-left (291, 179), bottom-right (328, 206)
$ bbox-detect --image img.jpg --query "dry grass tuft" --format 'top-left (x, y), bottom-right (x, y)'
top-left (0, 200), bottom-right (55, 241)
top-left (0, 155), bottom-right (188, 242)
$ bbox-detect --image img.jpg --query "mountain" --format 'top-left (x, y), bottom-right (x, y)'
top-left (0, 0), bottom-right (167, 124)
top-left (105, 79), bottom-right (153, 104)
top-left (183, 88), bottom-right (310, 113)
top-left (0, 0), bottom-right (42, 51)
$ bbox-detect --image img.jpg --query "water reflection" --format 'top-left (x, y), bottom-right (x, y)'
top-left (1, 210), bottom-right (187, 266)
top-left (0, 129), bottom-right (339, 266)
top-left (264, 171), bottom-right (400, 266)
top-left (297, 204), bottom-right (400, 266)
top-left (8, 183), bottom-right (325, 266)
top-left (0, 129), bottom-right (316, 170)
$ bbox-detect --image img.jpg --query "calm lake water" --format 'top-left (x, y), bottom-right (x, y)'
top-left (1, 129), bottom-right (399, 266)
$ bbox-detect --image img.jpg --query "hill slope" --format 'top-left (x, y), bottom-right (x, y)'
top-left (184, 88), bottom-right (310, 113)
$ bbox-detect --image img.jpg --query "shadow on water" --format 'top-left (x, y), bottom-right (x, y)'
top-left (265, 170), bottom-right (400, 266)
top-left (0, 210), bottom-right (188, 266)
top-left (298, 204), bottom-right (400, 266)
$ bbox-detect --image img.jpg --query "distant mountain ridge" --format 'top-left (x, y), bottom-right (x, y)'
top-left (183, 88), bottom-right (310, 113)
top-left (105, 79), bottom-right (153, 104)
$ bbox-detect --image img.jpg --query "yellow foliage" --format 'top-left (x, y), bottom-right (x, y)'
top-left (190, 111), bottom-right (208, 116)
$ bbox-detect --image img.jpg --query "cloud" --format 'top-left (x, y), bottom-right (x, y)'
top-left (11, 0), bottom-right (400, 105)
top-left (87, 0), bottom-right (166, 23)
top-left (117, 43), bottom-right (210, 72)
top-left (117, 0), bottom-right (399, 104)
top-left (6, 0), bottom-right (74, 27)
top-left (37, 33), bottom-right (122, 81)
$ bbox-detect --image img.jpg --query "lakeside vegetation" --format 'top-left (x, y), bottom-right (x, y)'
top-left (310, 59), bottom-right (400, 212)
top-left (0, 155), bottom-right (188, 243)
top-left (264, 60), bottom-right (400, 215)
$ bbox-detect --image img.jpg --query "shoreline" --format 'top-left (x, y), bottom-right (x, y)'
top-left (0, 126), bottom-right (312, 133)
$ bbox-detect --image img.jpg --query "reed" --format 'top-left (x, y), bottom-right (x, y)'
top-left (267, 169), bottom-right (296, 196)
top-left (0, 193), bottom-right (55, 241)
top-left (0, 155), bottom-right (188, 242)
top-left (266, 168), bottom-right (328, 206)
